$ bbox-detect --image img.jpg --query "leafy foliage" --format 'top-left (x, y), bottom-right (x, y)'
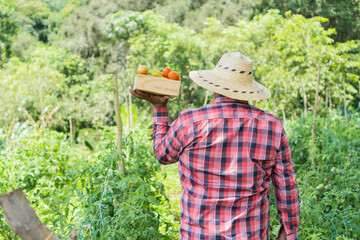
top-left (126, 11), bottom-right (207, 119)
top-left (256, 0), bottom-right (360, 42)
top-left (0, 47), bottom-right (114, 134)
top-left (0, 128), bottom-right (178, 239)
top-left (0, 1), bottom-right (360, 240)
top-left (105, 11), bottom-right (145, 42)
top-left (73, 128), bottom-right (177, 239)
top-left (0, 0), bottom-right (17, 62)
top-left (285, 112), bottom-right (360, 239)
top-left (0, 129), bottom-right (94, 238)
top-left (155, 0), bottom-right (259, 32)
top-left (199, 11), bottom-right (360, 116)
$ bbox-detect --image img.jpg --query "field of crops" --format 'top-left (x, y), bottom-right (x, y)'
top-left (0, 111), bottom-right (359, 239)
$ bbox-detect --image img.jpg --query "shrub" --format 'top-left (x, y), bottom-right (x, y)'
top-left (73, 128), bottom-right (176, 239)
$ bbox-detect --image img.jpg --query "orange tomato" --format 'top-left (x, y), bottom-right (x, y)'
top-left (168, 71), bottom-right (180, 80)
top-left (137, 65), bottom-right (148, 74)
top-left (163, 67), bottom-right (171, 78)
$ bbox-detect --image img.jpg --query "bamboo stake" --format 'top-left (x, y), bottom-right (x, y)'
top-left (325, 87), bottom-right (329, 109)
top-left (311, 61), bottom-right (321, 167)
top-left (281, 106), bottom-right (286, 125)
top-left (126, 91), bottom-right (131, 163)
top-left (127, 95), bottom-right (131, 133)
top-left (6, 118), bottom-right (16, 143)
top-left (18, 107), bottom-right (37, 127)
top-left (122, 70), bottom-right (130, 134)
top-left (113, 73), bottom-right (125, 175)
top-left (299, 76), bottom-right (307, 118)
top-left (203, 90), bottom-right (209, 106)
top-left (40, 91), bottom-right (44, 127)
top-left (342, 78), bottom-right (348, 126)
top-left (129, 90), bottom-right (133, 127)
top-left (329, 87), bottom-right (332, 113)
top-left (272, 87), bottom-right (279, 115)
top-left (43, 106), bottom-right (50, 116)
top-left (41, 105), bottom-right (60, 129)
top-left (69, 115), bottom-right (73, 147)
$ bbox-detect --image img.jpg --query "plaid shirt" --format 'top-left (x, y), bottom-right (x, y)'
top-left (153, 95), bottom-right (299, 240)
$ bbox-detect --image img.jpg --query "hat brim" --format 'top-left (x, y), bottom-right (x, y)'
top-left (189, 70), bottom-right (271, 101)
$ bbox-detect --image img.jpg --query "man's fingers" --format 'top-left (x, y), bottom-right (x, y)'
top-left (129, 89), bottom-right (151, 100)
top-left (129, 88), bottom-right (144, 99)
top-left (129, 89), bottom-right (170, 107)
top-left (136, 90), bottom-right (151, 99)
top-left (160, 95), bottom-right (170, 103)
top-left (130, 89), bottom-right (152, 99)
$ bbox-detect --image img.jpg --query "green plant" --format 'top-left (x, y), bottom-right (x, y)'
top-left (73, 128), bottom-right (176, 239)
top-left (0, 129), bottom-right (95, 238)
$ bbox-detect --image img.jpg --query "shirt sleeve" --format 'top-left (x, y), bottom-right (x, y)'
top-left (272, 128), bottom-right (300, 240)
top-left (152, 108), bottom-right (185, 165)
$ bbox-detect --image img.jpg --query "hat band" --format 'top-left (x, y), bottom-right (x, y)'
top-left (216, 64), bottom-right (252, 75)
top-left (197, 71), bottom-right (265, 94)
top-left (214, 64), bottom-right (253, 83)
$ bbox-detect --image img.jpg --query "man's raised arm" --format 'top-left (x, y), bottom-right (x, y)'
top-left (152, 107), bottom-right (185, 165)
top-left (129, 89), bottom-right (184, 165)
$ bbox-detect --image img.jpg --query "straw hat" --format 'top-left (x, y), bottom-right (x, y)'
top-left (189, 52), bottom-right (271, 101)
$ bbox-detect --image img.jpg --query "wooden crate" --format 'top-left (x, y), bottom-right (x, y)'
top-left (133, 74), bottom-right (181, 97)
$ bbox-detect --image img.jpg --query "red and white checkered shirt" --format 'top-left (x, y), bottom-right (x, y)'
top-left (153, 95), bottom-right (299, 240)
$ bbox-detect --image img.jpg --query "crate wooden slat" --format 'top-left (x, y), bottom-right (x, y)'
top-left (133, 74), bottom-right (181, 97)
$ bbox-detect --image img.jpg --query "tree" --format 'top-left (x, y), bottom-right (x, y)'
top-left (199, 10), bottom-right (359, 116)
top-left (0, 47), bottom-right (115, 136)
top-left (125, 11), bottom-right (207, 119)
top-left (15, 1), bottom-right (52, 42)
top-left (155, 0), bottom-right (260, 32)
top-left (0, 0), bottom-right (17, 62)
top-left (255, 0), bottom-right (360, 42)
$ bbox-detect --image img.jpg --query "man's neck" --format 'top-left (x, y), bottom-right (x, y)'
top-left (214, 94), bottom-right (249, 105)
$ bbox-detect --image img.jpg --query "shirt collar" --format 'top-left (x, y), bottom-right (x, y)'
top-left (213, 95), bottom-right (249, 105)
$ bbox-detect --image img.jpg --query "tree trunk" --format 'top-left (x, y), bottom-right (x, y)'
top-left (0, 189), bottom-right (77, 240)
top-left (0, 189), bottom-right (61, 240)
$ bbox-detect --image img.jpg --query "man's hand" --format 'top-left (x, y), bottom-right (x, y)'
top-left (129, 88), bottom-right (169, 109)
top-left (278, 225), bottom-right (286, 240)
